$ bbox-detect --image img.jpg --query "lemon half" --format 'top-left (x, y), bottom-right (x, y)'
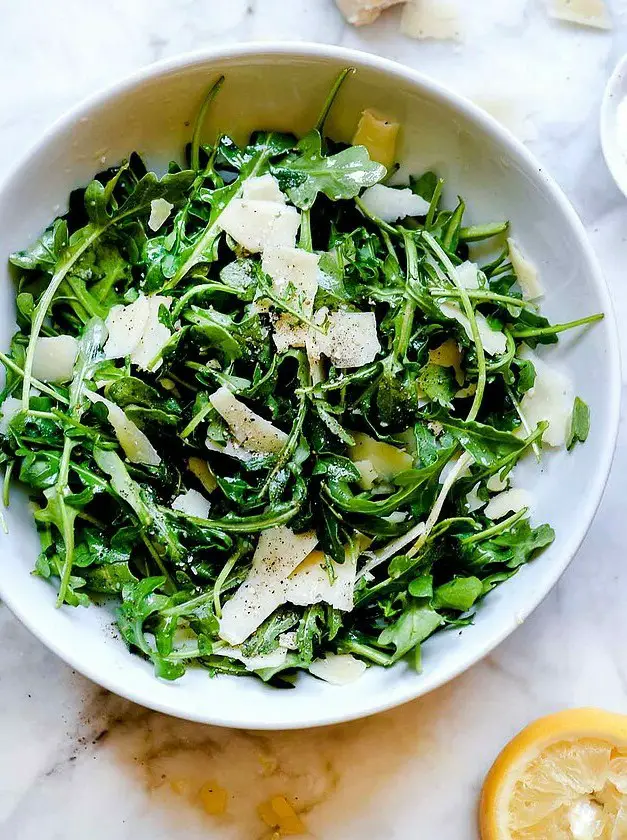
top-left (480, 708), bottom-right (627, 839)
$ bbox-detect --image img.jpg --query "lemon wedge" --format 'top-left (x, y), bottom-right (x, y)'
top-left (480, 708), bottom-right (627, 839)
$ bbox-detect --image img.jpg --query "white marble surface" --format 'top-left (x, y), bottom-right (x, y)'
top-left (1, 1), bottom-right (627, 838)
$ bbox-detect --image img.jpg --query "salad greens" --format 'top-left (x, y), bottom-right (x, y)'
top-left (0, 70), bottom-right (601, 686)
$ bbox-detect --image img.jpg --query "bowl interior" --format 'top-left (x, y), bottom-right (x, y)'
top-left (0, 45), bottom-right (618, 729)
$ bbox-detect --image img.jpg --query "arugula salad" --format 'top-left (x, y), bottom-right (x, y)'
top-left (0, 71), bottom-right (601, 686)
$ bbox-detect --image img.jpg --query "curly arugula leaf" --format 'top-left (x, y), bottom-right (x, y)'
top-left (271, 130), bottom-right (385, 210)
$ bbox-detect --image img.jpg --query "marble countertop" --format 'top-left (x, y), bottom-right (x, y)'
top-left (2, 1), bottom-right (627, 838)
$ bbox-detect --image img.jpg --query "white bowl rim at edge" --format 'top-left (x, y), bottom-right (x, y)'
top-left (0, 42), bottom-right (621, 730)
top-left (600, 52), bottom-right (627, 199)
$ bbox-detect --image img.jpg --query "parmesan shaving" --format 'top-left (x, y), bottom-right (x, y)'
top-left (218, 526), bottom-right (318, 644)
top-left (130, 295), bottom-right (172, 371)
top-left (242, 174), bottom-right (285, 204)
top-left (360, 184), bottom-right (430, 222)
top-left (519, 351), bottom-right (573, 447)
top-left (548, 0), bottom-right (611, 30)
top-left (209, 387), bottom-right (288, 455)
top-left (508, 238), bottom-right (543, 300)
top-left (31, 335), bottom-right (78, 383)
top-left (148, 198), bottom-right (173, 232)
top-left (218, 200), bottom-right (300, 254)
top-left (352, 109), bottom-right (400, 171)
top-left (172, 488), bottom-right (211, 519)
top-left (335, 0), bottom-right (406, 26)
top-left (86, 391), bottom-right (161, 466)
top-left (439, 301), bottom-right (507, 357)
top-left (262, 246), bottom-right (319, 316)
top-left (309, 653), bottom-right (367, 684)
top-left (484, 488), bottom-right (532, 520)
top-left (104, 295), bottom-right (150, 359)
top-left (400, 0), bottom-right (460, 40)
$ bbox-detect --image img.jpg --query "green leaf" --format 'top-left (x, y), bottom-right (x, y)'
top-left (433, 576), bottom-right (482, 611)
top-left (438, 414), bottom-right (525, 467)
top-left (378, 603), bottom-right (442, 661)
top-left (240, 608), bottom-right (299, 658)
top-left (418, 363), bottom-right (457, 406)
top-left (84, 563), bottom-right (138, 593)
top-left (566, 397), bottom-right (590, 451)
top-left (408, 573), bottom-right (434, 598)
top-left (462, 519), bottom-right (555, 570)
top-left (272, 130), bottom-right (385, 210)
top-left (296, 604), bottom-right (326, 664)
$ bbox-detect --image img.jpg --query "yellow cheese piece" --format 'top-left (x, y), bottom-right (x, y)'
top-left (352, 108), bottom-right (400, 171)
top-left (349, 432), bottom-right (413, 480)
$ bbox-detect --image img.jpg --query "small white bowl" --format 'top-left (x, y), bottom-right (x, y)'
top-left (601, 53), bottom-right (627, 198)
top-left (0, 44), bottom-right (619, 729)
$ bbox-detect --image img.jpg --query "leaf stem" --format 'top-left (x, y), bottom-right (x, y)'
top-left (422, 231), bottom-right (487, 421)
top-left (511, 313), bottom-right (603, 339)
top-left (314, 67), bottom-right (355, 133)
top-left (461, 507), bottom-right (528, 545)
top-left (190, 76), bottom-right (225, 172)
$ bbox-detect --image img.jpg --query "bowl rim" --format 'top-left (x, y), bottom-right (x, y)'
top-left (0, 41), bottom-right (621, 729)
top-left (600, 52), bottom-right (627, 199)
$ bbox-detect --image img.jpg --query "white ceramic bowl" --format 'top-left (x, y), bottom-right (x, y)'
top-left (601, 52), bottom-right (627, 198)
top-left (0, 44), bottom-right (619, 729)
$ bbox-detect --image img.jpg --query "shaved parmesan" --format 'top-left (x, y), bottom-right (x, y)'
top-left (218, 644), bottom-right (288, 672)
top-left (487, 472), bottom-right (509, 492)
top-left (400, 0), bottom-right (460, 40)
top-left (219, 526), bottom-right (318, 644)
top-left (439, 302), bottom-right (507, 357)
top-left (484, 488), bottom-right (532, 520)
top-left (205, 437), bottom-right (257, 463)
top-left (314, 311), bottom-right (381, 368)
top-left (104, 295), bottom-right (150, 359)
top-left (209, 387), bottom-right (288, 455)
top-left (309, 653), bottom-right (367, 685)
top-left (31, 335), bottom-right (78, 383)
top-left (172, 488), bottom-right (211, 519)
top-left (440, 454), bottom-right (472, 484)
top-left (262, 246), bottom-right (319, 316)
top-left (0, 396), bottom-right (22, 434)
top-left (456, 261), bottom-right (481, 290)
top-left (520, 352), bottom-right (573, 447)
top-left (548, 0), bottom-right (610, 30)
top-left (360, 184), bottom-right (429, 222)
top-left (86, 391), bottom-right (161, 466)
top-left (508, 238), bottom-right (543, 300)
top-left (335, 0), bottom-right (406, 25)
top-left (465, 482), bottom-right (486, 512)
top-left (148, 198), bottom-right (173, 232)
top-left (286, 549), bottom-right (357, 611)
top-left (428, 338), bottom-right (464, 385)
top-left (352, 109), bottom-right (400, 171)
top-left (242, 174), bottom-right (285, 204)
top-left (353, 458), bottom-right (378, 490)
top-left (187, 457), bottom-right (217, 494)
top-left (130, 295), bottom-right (172, 371)
top-left (219, 200), bottom-right (300, 254)
top-left (272, 315), bottom-right (308, 353)
top-left (349, 432), bottom-right (413, 480)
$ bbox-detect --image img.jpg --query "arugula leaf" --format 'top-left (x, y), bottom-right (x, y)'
top-left (433, 576), bottom-right (482, 611)
top-left (566, 397), bottom-right (590, 451)
top-left (437, 414), bottom-right (525, 467)
top-left (378, 602), bottom-right (443, 662)
top-left (272, 130), bottom-right (385, 210)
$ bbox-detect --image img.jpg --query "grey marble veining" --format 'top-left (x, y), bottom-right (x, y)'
top-left (1, 1), bottom-right (627, 837)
